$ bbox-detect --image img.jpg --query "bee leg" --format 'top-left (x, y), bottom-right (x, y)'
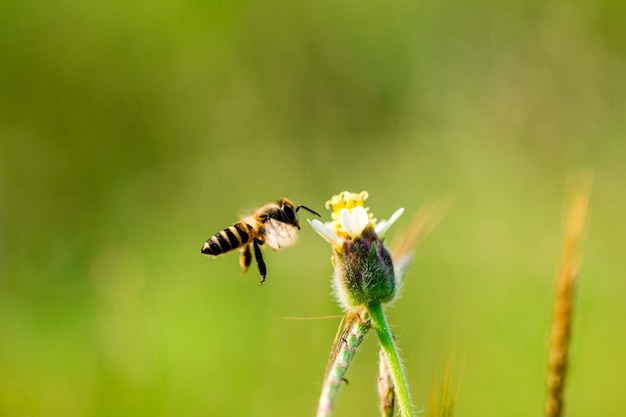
top-left (239, 245), bottom-right (252, 274)
top-left (253, 238), bottom-right (267, 285)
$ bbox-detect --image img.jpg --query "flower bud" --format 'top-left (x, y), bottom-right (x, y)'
top-left (308, 191), bottom-right (404, 310)
top-left (333, 227), bottom-right (396, 309)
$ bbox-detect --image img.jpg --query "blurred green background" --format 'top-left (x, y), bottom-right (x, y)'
top-left (1, 0), bottom-right (625, 415)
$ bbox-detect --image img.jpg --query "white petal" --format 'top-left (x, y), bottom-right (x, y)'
top-left (375, 219), bottom-right (388, 233)
top-left (308, 219), bottom-right (342, 247)
top-left (352, 206), bottom-right (371, 236)
top-left (340, 206), bottom-right (369, 238)
top-left (339, 209), bottom-right (351, 236)
top-left (375, 207), bottom-right (404, 237)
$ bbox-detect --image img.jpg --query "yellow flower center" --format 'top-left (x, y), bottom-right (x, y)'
top-left (323, 191), bottom-right (377, 239)
top-left (325, 191), bottom-right (370, 220)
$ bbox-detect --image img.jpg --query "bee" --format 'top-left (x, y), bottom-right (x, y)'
top-left (201, 198), bottom-right (320, 284)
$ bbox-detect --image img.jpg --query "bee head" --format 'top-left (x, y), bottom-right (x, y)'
top-left (277, 198), bottom-right (321, 229)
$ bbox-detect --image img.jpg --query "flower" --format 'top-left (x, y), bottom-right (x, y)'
top-left (308, 191), bottom-right (404, 309)
top-left (308, 191), bottom-right (404, 252)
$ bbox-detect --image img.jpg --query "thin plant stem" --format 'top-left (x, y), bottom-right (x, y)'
top-left (378, 348), bottom-right (395, 417)
top-left (429, 353), bottom-right (464, 417)
top-left (368, 302), bottom-right (415, 417)
top-left (317, 313), bottom-right (371, 417)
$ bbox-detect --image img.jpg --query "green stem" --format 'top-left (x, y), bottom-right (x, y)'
top-left (317, 315), bottom-right (371, 417)
top-left (367, 302), bottom-right (415, 417)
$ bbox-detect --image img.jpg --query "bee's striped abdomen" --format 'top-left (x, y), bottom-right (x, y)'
top-left (201, 222), bottom-right (253, 256)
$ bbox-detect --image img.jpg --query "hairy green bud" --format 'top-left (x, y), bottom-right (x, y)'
top-left (333, 227), bottom-right (396, 309)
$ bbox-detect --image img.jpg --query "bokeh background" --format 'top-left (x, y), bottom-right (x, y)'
top-left (1, 0), bottom-right (625, 415)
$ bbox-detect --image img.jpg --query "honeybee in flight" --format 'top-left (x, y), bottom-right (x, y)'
top-left (201, 198), bottom-right (321, 284)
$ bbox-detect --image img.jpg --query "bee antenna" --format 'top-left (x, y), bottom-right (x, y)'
top-left (296, 205), bottom-right (321, 217)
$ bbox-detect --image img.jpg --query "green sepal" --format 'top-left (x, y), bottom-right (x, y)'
top-left (334, 230), bottom-right (396, 308)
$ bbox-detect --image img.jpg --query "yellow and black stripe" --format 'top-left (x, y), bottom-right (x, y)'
top-left (201, 222), bottom-right (254, 255)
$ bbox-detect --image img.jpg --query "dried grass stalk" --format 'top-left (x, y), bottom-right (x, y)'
top-left (544, 174), bottom-right (593, 417)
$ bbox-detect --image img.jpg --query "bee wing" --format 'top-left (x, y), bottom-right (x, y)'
top-left (264, 219), bottom-right (298, 250)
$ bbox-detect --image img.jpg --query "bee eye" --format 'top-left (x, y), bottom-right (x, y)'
top-left (282, 204), bottom-right (296, 223)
